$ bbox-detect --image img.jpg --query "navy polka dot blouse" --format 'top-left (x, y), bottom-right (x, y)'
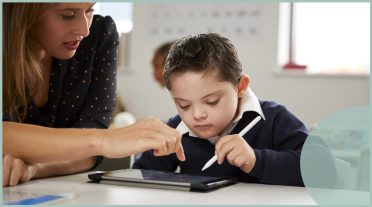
top-left (4, 15), bottom-right (119, 130)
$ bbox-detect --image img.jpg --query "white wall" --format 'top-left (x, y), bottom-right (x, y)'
top-left (117, 3), bottom-right (369, 127)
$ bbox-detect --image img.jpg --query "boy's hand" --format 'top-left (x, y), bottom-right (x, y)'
top-left (215, 135), bottom-right (256, 173)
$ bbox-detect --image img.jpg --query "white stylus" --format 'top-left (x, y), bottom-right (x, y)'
top-left (201, 116), bottom-right (262, 171)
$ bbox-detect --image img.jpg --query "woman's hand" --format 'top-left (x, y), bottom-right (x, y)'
top-left (215, 135), bottom-right (256, 173)
top-left (101, 117), bottom-right (185, 161)
top-left (2, 154), bottom-right (37, 187)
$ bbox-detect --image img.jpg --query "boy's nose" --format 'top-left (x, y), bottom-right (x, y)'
top-left (192, 107), bottom-right (207, 120)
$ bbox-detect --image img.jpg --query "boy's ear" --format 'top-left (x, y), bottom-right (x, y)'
top-left (237, 74), bottom-right (250, 98)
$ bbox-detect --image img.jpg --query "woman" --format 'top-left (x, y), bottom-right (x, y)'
top-left (3, 2), bottom-right (185, 187)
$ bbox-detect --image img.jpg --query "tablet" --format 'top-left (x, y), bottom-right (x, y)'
top-left (88, 169), bottom-right (237, 192)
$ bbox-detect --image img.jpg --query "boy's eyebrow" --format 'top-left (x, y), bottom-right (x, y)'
top-left (201, 90), bottom-right (222, 99)
top-left (174, 90), bottom-right (222, 102)
top-left (173, 97), bottom-right (190, 102)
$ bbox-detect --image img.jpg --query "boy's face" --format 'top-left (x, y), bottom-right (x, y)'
top-left (169, 70), bottom-right (243, 139)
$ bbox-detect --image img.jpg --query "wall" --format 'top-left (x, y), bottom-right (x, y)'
top-left (117, 3), bottom-right (369, 128)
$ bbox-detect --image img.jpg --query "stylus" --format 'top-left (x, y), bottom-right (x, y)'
top-left (201, 116), bottom-right (262, 171)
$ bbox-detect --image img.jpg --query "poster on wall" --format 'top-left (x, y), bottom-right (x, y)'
top-left (146, 3), bottom-right (264, 40)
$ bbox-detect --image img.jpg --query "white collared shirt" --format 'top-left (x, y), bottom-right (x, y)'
top-left (176, 88), bottom-right (266, 144)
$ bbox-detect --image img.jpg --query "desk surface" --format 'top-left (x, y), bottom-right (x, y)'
top-left (4, 172), bottom-right (316, 205)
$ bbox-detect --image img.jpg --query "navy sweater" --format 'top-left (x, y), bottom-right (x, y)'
top-left (133, 100), bottom-right (308, 186)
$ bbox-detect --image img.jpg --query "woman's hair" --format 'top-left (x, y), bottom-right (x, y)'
top-left (3, 3), bottom-right (52, 121)
top-left (164, 33), bottom-right (242, 90)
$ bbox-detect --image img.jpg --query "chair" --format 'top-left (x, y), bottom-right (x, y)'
top-left (355, 146), bottom-right (370, 191)
top-left (333, 158), bottom-right (357, 190)
top-left (95, 110), bottom-right (136, 171)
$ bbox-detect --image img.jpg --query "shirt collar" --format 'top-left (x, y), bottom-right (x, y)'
top-left (176, 87), bottom-right (265, 136)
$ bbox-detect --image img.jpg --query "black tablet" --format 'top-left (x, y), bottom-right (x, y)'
top-left (88, 169), bottom-right (237, 192)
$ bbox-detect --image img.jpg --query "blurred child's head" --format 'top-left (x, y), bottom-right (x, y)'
top-left (164, 33), bottom-right (249, 139)
top-left (151, 41), bottom-right (174, 87)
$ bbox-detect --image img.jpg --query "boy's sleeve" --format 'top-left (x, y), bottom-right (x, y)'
top-left (248, 107), bottom-right (308, 186)
top-left (132, 151), bottom-right (179, 172)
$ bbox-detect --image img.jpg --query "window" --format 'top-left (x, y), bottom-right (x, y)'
top-left (95, 3), bottom-right (133, 69)
top-left (278, 3), bottom-right (370, 75)
top-left (95, 3), bottom-right (133, 34)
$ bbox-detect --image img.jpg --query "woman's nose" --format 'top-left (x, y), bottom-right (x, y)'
top-left (73, 16), bottom-right (90, 38)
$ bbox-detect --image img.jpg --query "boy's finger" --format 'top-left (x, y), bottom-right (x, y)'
top-left (233, 155), bottom-right (246, 167)
top-left (226, 150), bottom-right (240, 165)
top-left (215, 135), bottom-right (234, 151)
top-left (216, 142), bottom-right (235, 164)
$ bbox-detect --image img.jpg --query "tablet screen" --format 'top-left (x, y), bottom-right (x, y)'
top-left (105, 169), bottom-right (221, 184)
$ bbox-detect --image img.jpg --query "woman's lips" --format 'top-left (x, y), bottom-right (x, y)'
top-left (63, 40), bottom-right (80, 50)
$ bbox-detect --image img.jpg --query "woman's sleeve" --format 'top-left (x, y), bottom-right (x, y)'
top-left (72, 16), bottom-right (119, 129)
top-left (70, 16), bottom-right (119, 169)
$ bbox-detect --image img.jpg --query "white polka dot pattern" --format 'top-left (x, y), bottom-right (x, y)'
top-left (21, 15), bottom-right (119, 129)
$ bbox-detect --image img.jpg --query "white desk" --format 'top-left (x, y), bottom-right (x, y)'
top-left (4, 172), bottom-right (316, 205)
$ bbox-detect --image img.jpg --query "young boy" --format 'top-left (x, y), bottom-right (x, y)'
top-left (133, 33), bottom-right (308, 186)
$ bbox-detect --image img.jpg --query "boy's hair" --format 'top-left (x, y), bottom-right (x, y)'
top-left (164, 33), bottom-right (242, 90)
